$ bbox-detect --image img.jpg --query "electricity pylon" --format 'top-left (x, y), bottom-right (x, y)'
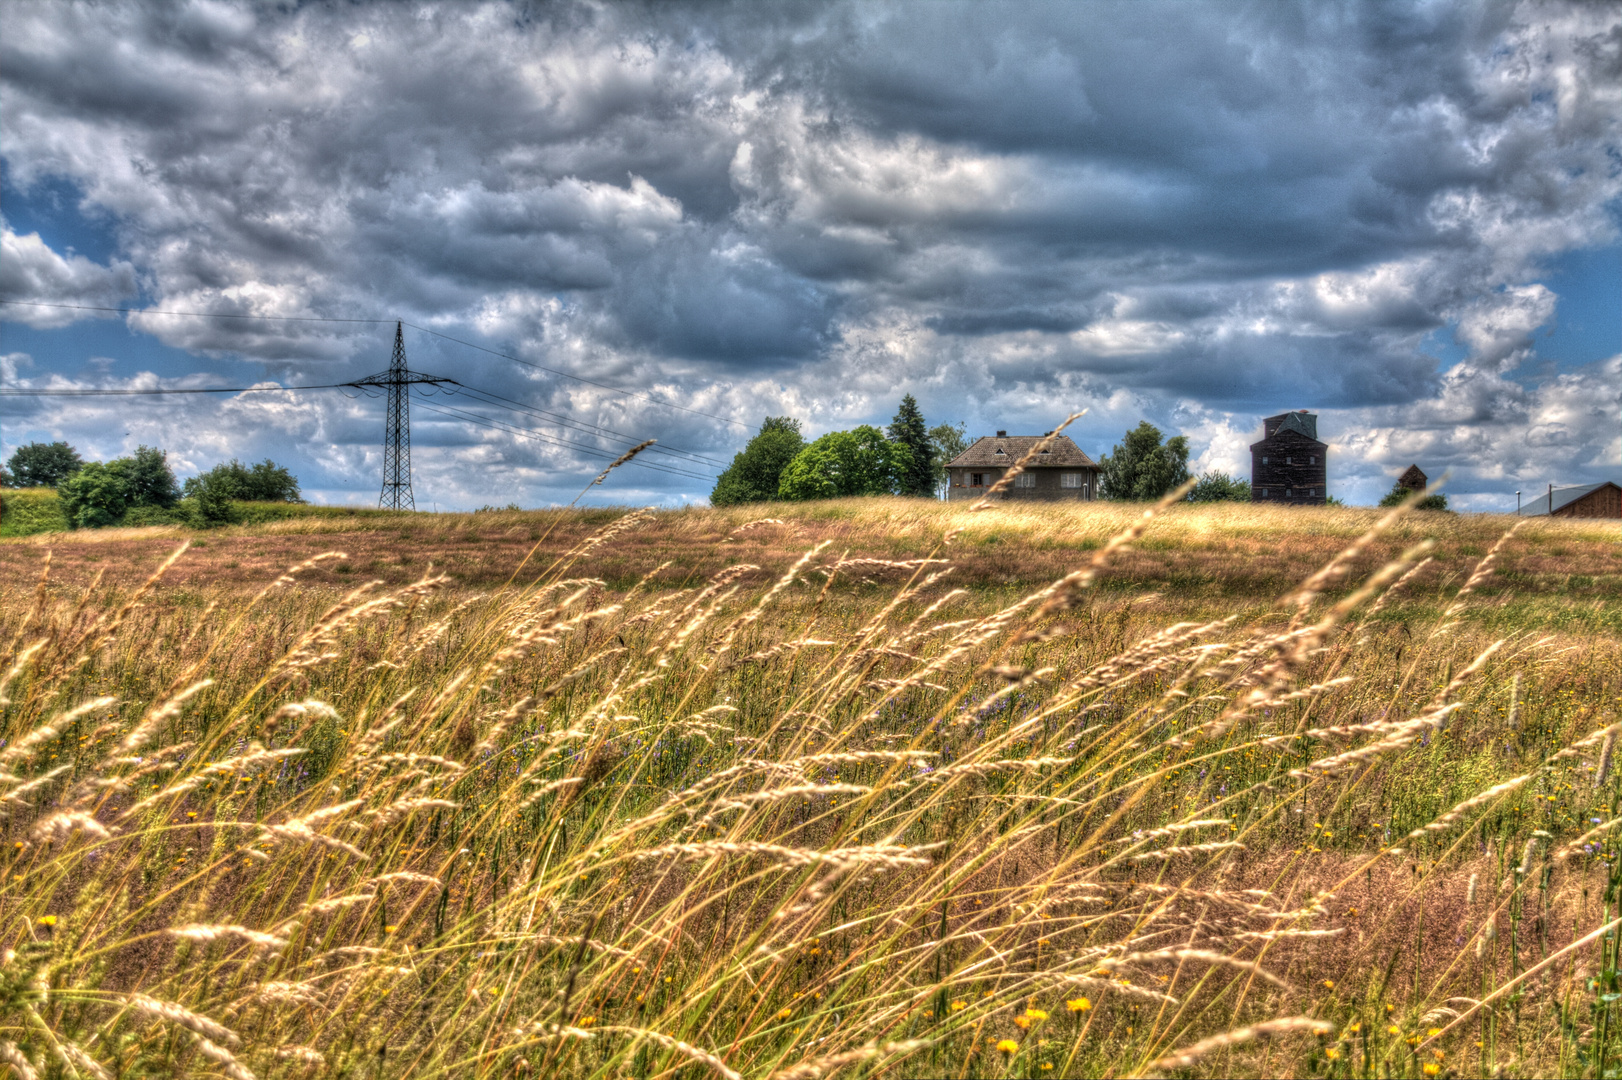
top-left (353, 322), bottom-right (456, 510)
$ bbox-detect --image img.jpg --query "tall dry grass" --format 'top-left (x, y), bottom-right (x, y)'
top-left (1, 494), bottom-right (1620, 1078)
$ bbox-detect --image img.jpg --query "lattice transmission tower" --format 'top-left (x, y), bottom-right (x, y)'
top-left (353, 322), bottom-right (456, 510)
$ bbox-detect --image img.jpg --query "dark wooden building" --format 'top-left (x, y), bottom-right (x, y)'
top-left (945, 431), bottom-right (1100, 501)
top-left (1516, 482), bottom-right (1622, 519)
top-left (1397, 465), bottom-right (1428, 493)
top-left (1250, 411), bottom-right (1327, 505)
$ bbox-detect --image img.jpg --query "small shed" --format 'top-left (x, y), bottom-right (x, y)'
top-left (1397, 465), bottom-right (1428, 493)
top-left (945, 431), bottom-right (1100, 502)
top-left (1516, 482), bottom-right (1622, 519)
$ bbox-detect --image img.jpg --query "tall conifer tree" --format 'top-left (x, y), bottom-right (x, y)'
top-left (886, 395), bottom-right (935, 497)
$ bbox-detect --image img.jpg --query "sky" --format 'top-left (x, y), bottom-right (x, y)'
top-left (1, 0), bottom-right (1618, 511)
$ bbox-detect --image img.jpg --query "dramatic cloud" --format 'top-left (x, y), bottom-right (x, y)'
top-left (1, 0), bottom-right (1617, 508)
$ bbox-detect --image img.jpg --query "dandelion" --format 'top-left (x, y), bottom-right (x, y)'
top-left (950, 1000), bottom-right (968, 1012)
top-left (1326, 1048), bottom-right (1341, 1061)
top-left (996, 1039), bottom-right (1019, 1056)
top-left (1387, 1025), bottom-right (1401, 1036)
top-left (1014, 1016), bottom-right (1033, 1030)
top-left (384, 925), bottom-right (398, 934)
top-left (776, 1009), bottom-right (792, 1020)
top-left (1026, 1008), bottom-right (1048, 1021)
top-left (37, 915), bottom-right (57, 928)
top-left (1322, 979), bottom-right (1334, 989)
top-left (1427, 1028), bottom-right (1442, 1037)
top-left (1066, 998), bottom-right (1092, 1013)
top-left (1423, 1065), bottom-right (1440, 1077)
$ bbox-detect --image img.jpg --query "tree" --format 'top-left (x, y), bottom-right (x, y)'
top-left (1187, 471), bottom-right (1251, 503)
top-left (777, 426), bottom-right (913, 500)
top-left (886, 395), bottom-right (935, 497)
top-left (57, 462), bottom-right (129, 528)
top-left (192, 471), bottom-right (237, 525)
top-left (710, 417), bottom-right (805, 506)
top-left (123, 445), bottom-right (180, 508)
top-left (928, 421), bottom-right (969, 499)
top-left (182, 459), bottom-right (302, 503)
top-left (5, 441), bottom-right (83, 488)
top-left (1098, 422), bottom-right (1191, 500)
top-left (1378, 482), bottom-right (1448, 511)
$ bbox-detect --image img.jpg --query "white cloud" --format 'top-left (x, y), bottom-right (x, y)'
top-left (0, 225), bottom-right (137, 326)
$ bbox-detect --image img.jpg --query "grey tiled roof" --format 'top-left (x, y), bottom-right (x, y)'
top-left (945, 435), bottom-right (1098, 469)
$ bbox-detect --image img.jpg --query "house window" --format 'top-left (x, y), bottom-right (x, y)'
top-left (1060, 473), bottom-right (1084, 489)
top-left (1285, 456), bottom-right (1293, 465)
top-left (971, 473), bottom-right (985, 487)
top-left (1261, 456), bottom-right (1268, 464)
top-left (994, 448), bottom-right (1006, 456)
top-left (1286, 488), bottom-right (1293, 497)
top-left (1309, 455), bottom-right (1316, 464)
top-left (1014, 472), bottom-right (1036, 488)
top-left (1260, 488), bottom-right (1268, 497)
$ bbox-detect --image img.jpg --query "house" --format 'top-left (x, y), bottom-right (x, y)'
top-left (1397, 465), bottom-right (1428, 493)
top-left (1250, 411), bottom-right (1327, 505)
top-left (1516, 482), bottom-right (1622, 519)
top-left (945, 430), bottom-right (1100, 501)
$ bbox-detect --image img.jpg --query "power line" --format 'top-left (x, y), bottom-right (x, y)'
top-left (0, 299), bottom-right (752, 429)
top-left (444, 383), bottom-right (729, 468)
top-left (402, 322), bottom-right (751, 430)
top-left (0, 383), bottom-right (359, 396)
top-left (0, 299), bottom-right (388, 324)
top-left (411, 397), bottom-right (713, 482)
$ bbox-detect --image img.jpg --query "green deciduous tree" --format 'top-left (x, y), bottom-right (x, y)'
top-left (886, 395), bottom-right (935, 497)
top-left (1098, 422), bottom-right (1191, 501)
top-left (123, 445), bottom-right (180, 508)
top-left (928, 421), bottom-right (969, 499)
top-left (1187, 471), bottom-right (1251, 502)
top-left (710, 417), bottom-right (806, 506)
top-left (777, 426), bottom-right (913, 500)
top-left (57, 462), bottom-right (129, 528)
top-left (182, 459), bottom-right (303, 503)
top-left (4, 441), bottom-right (84, 488)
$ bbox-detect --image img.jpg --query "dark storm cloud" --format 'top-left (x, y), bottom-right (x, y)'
top-left (1, 0), bottom-right (1618, 507)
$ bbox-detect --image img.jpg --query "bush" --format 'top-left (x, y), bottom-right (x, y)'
top-left (57, 462), bottom-right (129, 528)
top-left (123, 445), bottom-right (181, 508)
top-left (182, 459), bottom-right (303, 503)
top-left (0, 489), bottom-right (70, 536)
top-left (4, 441), bottom-right (83, 488)
top-left (1378, 482), bottom-right (1449, 511)
top-left (1187, 471), bottom-right (1251, 502)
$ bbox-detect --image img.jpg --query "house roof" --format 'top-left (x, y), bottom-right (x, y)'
top-left (1517, 482), bottom-right (1622, 516)
top-left (945, 434), bottom-right (1098, 469)
top-left (1398, 464), bottom-right (1428, 488)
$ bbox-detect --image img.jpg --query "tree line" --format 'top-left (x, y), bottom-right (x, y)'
top-left (1, 440), bottom-right (302, 528)
top-left (712, 409), bottom-right (1260, 505)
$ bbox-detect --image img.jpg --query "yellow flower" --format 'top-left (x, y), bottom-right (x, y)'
top-left (577, 1016), bottom-right (596, 1028)
top-left (1014, 1016), bottom-right (1032, 1030)
top-left (1326, 1048), bottom-right (1341, 1061)
top-left (950, 1000), bottom-right (967, 1012)
top-left (775, 1009), bottom-right (792, 1020)
top-left (1423, 1065), bottom-right (1440, 1078)
top-left (186, 811), bottom-right (198, 819)
top-left (1066, 998), bottom-right (1091, 1013)
top-left (1322, 979), bottom-right (1334, 989)
top-left (1025, 1008), bottom-right (1048, 1022)
top-left (1432, 1049), bottom-right (1445, 1060)
top-left (1387, 1025), bottom-right (1402, 1036)
top-left (384, 925), bottom-right (398, 934)
top-left (37, 915), bottom-right (57, 928)
top-left (1041, 1065), bottom-right (1053, 1072)
top-left (1427, 1028), bottom-right (1442, 1037)
top-left (995, 1039), bottom-right (1019, 1056)
top-left (1348, 1023), bottom-right (1361, 1034)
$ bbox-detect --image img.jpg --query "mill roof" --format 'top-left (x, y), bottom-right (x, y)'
top-left (946, 434), bottom-right (1098, 469)
top-left (1398, 465), bottom-right (1428, 488)
top-left (1268, 411), bottom-right (1320, 441)
top-left (1517, 482), bottom-right (1622, 516)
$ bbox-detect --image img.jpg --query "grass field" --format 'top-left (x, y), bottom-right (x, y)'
top-left (2, 497), bottom-right (1620, 1078)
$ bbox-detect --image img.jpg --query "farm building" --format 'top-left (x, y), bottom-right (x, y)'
top-left (1516, 482), bottom-right (1622, 519)
top-left (945, 431), bottom-right (1100, 501)
top-left (1250, 411), bottom-right (1327, 505)
top-left (1397, 464), bottom-right (1428, 493)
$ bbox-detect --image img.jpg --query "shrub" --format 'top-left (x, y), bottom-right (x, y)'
top-left (57, 462), bottom-right (130, 528)
top-left (778, 426), bottom-right (914, 500)
top-left (1379, 482), bottom-right (1449, 511)
top-left (1187, 470), bottom-right (1251, 502)
top-left (0, 488), bottom-right (70, 536)
top-left (182, 458), bottom-right (303, 503)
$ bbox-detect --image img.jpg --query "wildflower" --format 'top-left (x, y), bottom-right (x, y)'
top-left (1348, 1022), bottom-right (1361, 1033)
top-left (775, 1008), bottom-right (792, 1020)
top-left (1387, 1025), bottom-right (1401, 1036)
top-left (1014, 1016), bottom-right (1032, 1030)
top-left (1326, 1048), bottom-right (1341, 1061)
top-left (1432, 1049), bottom-right (1445, 1060)
top-left (1041, 1065), bottom-right (1053, 1072)
top-left (1427, 1028), bottom-right (1442, 1037)
top-left (186, 811), bottom-right (198, 819)
top-left (1066, 997), bottom-right (1091, 1013)
top-left (384, 925), bottom-right (398, 934)
top-left (1322, 979), bottom-right (1334, 989)
top-left (578, 1016), bottom-right (596, 1028)
top-left (995, 1039), bottom-right (1019, 1056)
top-left (1025, 1008), bottom-right (1048, 1022)
top-left (37, 915), bottom-right (57, 928)
top-left (950, 1000), bottom-right (967, 1012)
top-left (1423, 1065), bottom-right (1440, 1078)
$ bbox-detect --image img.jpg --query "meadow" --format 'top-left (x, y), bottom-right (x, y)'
top-left (2, 496), bottom-right (1620, 1078)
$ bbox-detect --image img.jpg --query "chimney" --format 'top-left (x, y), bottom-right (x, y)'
top-left (996, 430), bottom-right (1007, 438)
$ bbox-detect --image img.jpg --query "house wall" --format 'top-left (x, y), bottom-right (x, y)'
top-left (1554, 486), bottom-right (1622, 519)
top-left (947, 466), bottom-right (1099, 501)
top-left (1251, 430), bottom-right (1328, 505)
